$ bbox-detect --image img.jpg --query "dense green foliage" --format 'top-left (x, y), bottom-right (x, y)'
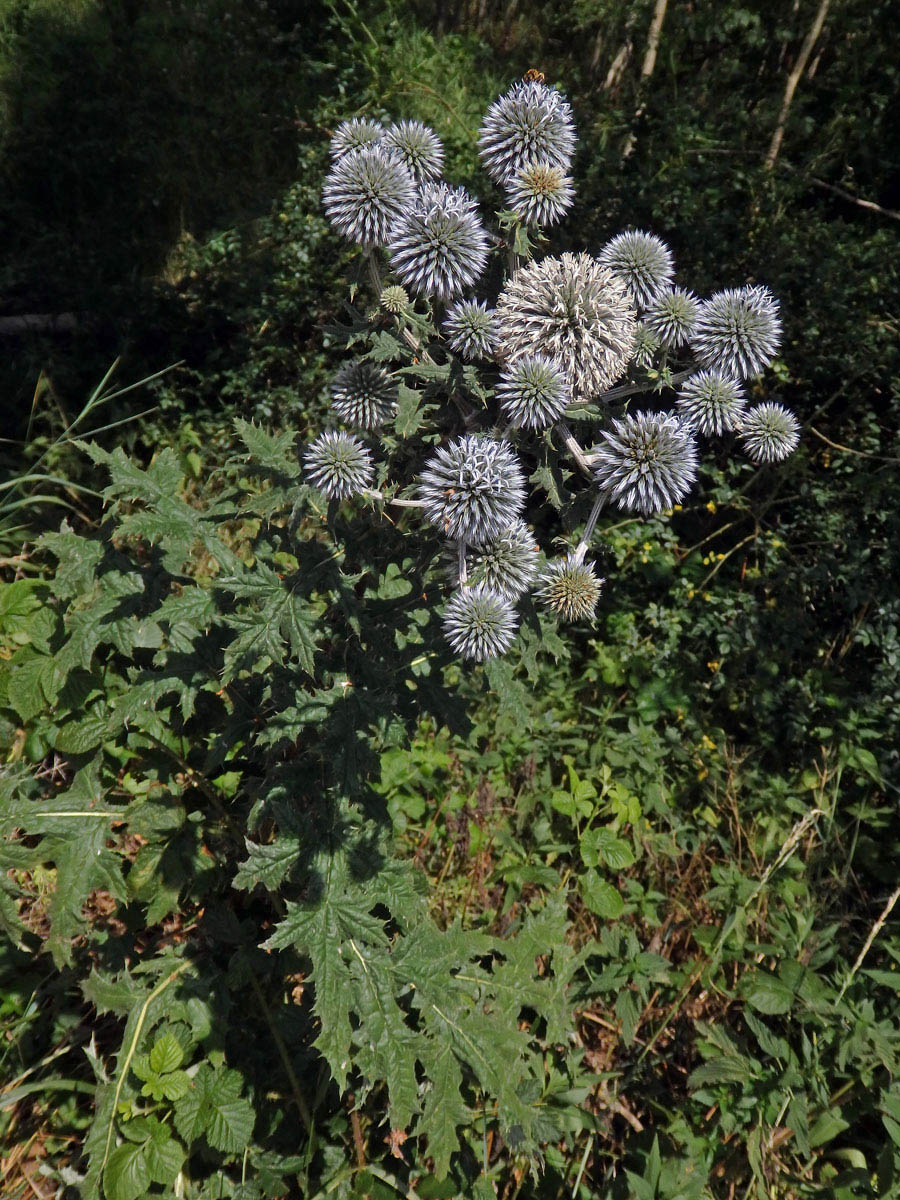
top-left (1, 1), bottom-right (899, 1197)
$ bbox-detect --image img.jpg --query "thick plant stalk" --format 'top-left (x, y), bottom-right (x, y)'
top-left (765, 0), bottom-right (831, 170)
top-left (573, 494), bottom-right (606, 563)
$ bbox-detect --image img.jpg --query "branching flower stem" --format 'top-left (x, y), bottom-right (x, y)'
top-left (573, 494), bottom-right (606, 563)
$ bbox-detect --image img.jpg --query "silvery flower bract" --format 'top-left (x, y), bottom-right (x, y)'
top-left (418, 435), bottom-right (526, 545)
top-left (304, 430), bottom-right (374, 500)
top-left (478, 79), bottom-right (576, 185)
top-left (505, 162), bottom-right (574, 227)
top-left (443, 300), bottom-right (498, 360)
top-left (496, 353), bottom-right (571, 429)
top-left (382, 119), bottom-right (444, 182)
top-left (330, 360), bottom-right (398, 429)
top-left (645, 287), bottom-right (700, 349)
top-left (739, 402), bottom-right (801, 462)
top-left (598, 230), bottom-right (674, 310)
top-left (495, 252), bottom-right (636, 399)
top-left (322, 145), bottom-right (416, 249)
top-left (536, 555), bottom-right (603, 621)
top-left (592, 411), bottom-right (698, 514)
top-left (676, 370), bottom-right (747, 435)
top-left (691, 285), bottom-right (782, 378)
top-left (443, 585), bottom-right (519, 660)
top-left (388, 182), bottom-right (489, 302)
top-left (329, 117), bottom-right (383, 159)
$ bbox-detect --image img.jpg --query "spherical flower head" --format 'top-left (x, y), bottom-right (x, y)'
top-left (691, 285), bottom-right (782, 378)
top-left (676, 370), bottom-right (746, 436)
top-left (388, 182), bottom-right (489, 302)
top-left (644, 287), bottom-right (700, 349)
top-left (443, 585), bottom-right (518, 661)
top-left (536, 555), bottom-right (603, 621)
top-left (505, 162), bottom-right (574, 227)
top-left (382, 119), bottom-right (444, 183)
top-left (739, 402), bottom-right (800, 463)
top-left (418, 435), bottom-right (526, 546)
top-left (496, 353), bottom-right (571, 429)
top-left (443, 300), bottom-right (498, 361)
top-left (329, 117), bottom-right (383, 159)
top-left (330, 359), bottom-right (398, 429)
top-left (453, 520), bottom-right (539, 599)
top-left (304, 430), bottom-right (374, 500)
top-left (597, 231), bottom-right (674, 310)
top-left (322, 145), bottom-right (416, 249)
top-left (380, 284), bottom-right (410, 314)
top-left (631, 323), bottom-right (662, 371)
top-left (495, 252), bottom-right (636, 399)
top-left (592, 411), bottom-right (698, 515)
top-left (479, 80), bottom-right (576, 185)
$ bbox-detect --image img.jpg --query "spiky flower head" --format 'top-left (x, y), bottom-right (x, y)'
top-left (444, 520), bottom-right (539, 598)
top-left (631, 323), bottom-right (662, 371)
top-left (380, 284), bottom-right (409, 314)
top-left (329, 117), bottom-right (383, 159)
top-left (495, 252), bottom-right (636, 399)
top-left (536, 555), bottom-right (603, 621)
top-left (443, 300), bottom-right (498, 361)
top-left (496, 353), bottom-right (571, 429)
top-left (322, 145), bottom-right (415, 249)
top-left (597, 231), bottom-right (674, 310)
top-left (418, 435), bottom-right (526, 545)
top-left (382, 119), bottom-right (444, 183)
top-left (592, 411), bottom-right (698, 514)
top-left (443, 585), bottom-right (518, 661)
top-left (505, 162), bottom-right (574, 227)
top-left (388, 183), bottom-right (489, 302)
top-left (304, 430), bottom-right (374, 500)
top-left (739, 402), bottom-right (800, 463)
top-left (691, 285), bottom-right (781, 378)
top-left (478, 79), bottom-right (576, 185)
top-left (330, 360), bottom-right (398, 429)
top-left (676, 370), bottom-right (746, 436)
top-left (644, 287), bottom-right (700, 349)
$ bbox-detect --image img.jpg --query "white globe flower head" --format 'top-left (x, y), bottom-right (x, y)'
top-left (443, 300), bottom-right (498, 361)
top-left (597, 230), bottom-right (674, 310)
top-left (304, 430), bottom-right (374, 500)
top-left (330, 360), bottom-right (398, 430)
top-left (443, 585), bottom-right (519, 661)
top-left (388, 182), bottom-right (489, 302)
top-left (496, 353), bottom-right (571, 430)
top-left (592, 411), bottom-right (698, 514)
top-left (505, 162), bottom-right (574, 227)
top-left (418, 435), bottom-right (526, 546)
top-left (495, 252), bottom-right (637, 400)
top-left (676, 370), bottom-right (747, 436)
top-left (536, 555), bottom-right (603, 621)
top-left (322, 145), bottom-right (415, 249)
top-left (691, 284), bottom-right (782, 378)
top-left (631, 323), bottom-right (662, 371)
top-left (382, 119), bottom-right (444, 183)
top-left (739, 402), bottom-right (800, 462)
top-left (644, 287), bottom-right (700, 349)
top-left (329, 117), bottom-right (383, 159)
top-left (443, 519), bottom-right (539, 599)
top-left (479, 79), bottom-right (576, 186)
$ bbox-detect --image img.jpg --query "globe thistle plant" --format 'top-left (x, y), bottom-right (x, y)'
top-left (631, 324), bottom-right (662, 371)
top-left (598, 231), bottom-right (674, 310)
top-left (676, 370), bottom-right (746, 436)
top-left (495, 253), bottom-right (636, 399)
top-left (592, 412), bottom-right (698, 515)
top-left (443, 300), bottom-right (498, 360)
top-left (330, 360), bottom-right (398, 429)
top-left (329, 117), bottom-right (383, 159)
top-left (444, 520), bottom-right (539, 599)
top-left (443, 585), bottom-right (519, 661)
top-left (478, 79), bottom-right (576, 185)
top-left (418, 435), bottom-right (526, 545)
top-left (496, 354), bottom-right (571, 429)
top-left (739, 402), bottom-right (801, 462)
top-left (505, 162), bottom-right (574, 227)
top-left (322, 145), bottom-right (415, 249)
top-left (304, 430), bottom-right (374, 500)
top-left (388, 183), bottom-right (489, 302)
top-left (691, 285), bottom-right (782, 378)
top-left (536, 555), bottom-right (603, 621)
top-left (644, 287), bottom-right (700, 349)
top-left (382, 119), bottom-right (444, 183)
